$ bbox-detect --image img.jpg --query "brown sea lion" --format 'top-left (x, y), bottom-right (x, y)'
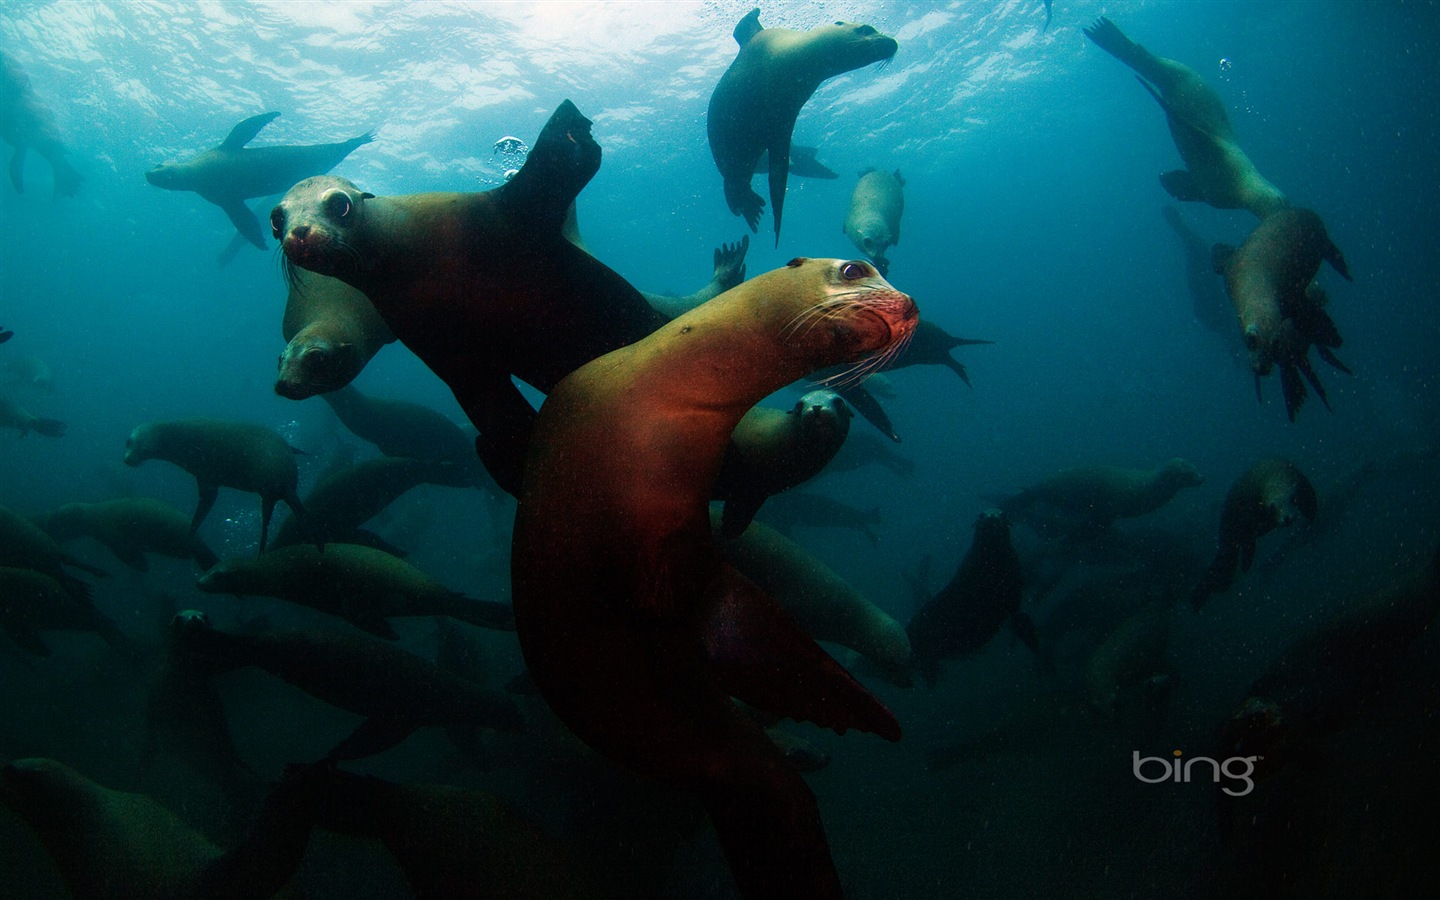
top-left (1191, 457), bottom-right (1317, 609)
top-left (37, 497), bottom-right (219, 571)
top-left (843, 168), bottom-right (904, 276)
top-left (273, 100), bottom-right (669, 494)
top-left (714, 388), bottom-right (853, 538)
top-left (0, 391), bottom-right (64, 437)
top-left (147, 111), bottom-right (373, 249)
top-left (0, 50), bottom-right (82, 197)
top-left (0, 566), bottom-right (139, 665)
top-left (1213, 208), bottom-right (1352, 419)
top-left (276, 267), bottom-right (393, 399)
top-left (511, 257), bottom-right (915, 899)
top-left (761, 489), bottom-right (883, 545)
top-left (1162, 205), bottom-right (1234, 341)
top-left (0, 504), bottom-right (104, 602)
top-left (1001, 458), bottom-right (1205, 535)
top-left (707, 9), bottom-right (898, 243)
top-left (196, 542), bottom-right (513, 639)
top-left (1083, 17), bottom-right (1288, 219)
top-left (122, 417), bottom-right (311, 553)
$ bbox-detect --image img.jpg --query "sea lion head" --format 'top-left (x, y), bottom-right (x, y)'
top-left (144, 160), bottom-right (188, 190)
top-left (122, 423), bottom-right (157, 467)
top-left (276, 336), bottom-right (360, 400)
top-left (1160, 458), bottom-right (1204, 489)
top-left (272, 175), bottom-right (375, 279)
top-left (1263, 462), bottom-right (1317, 528)
top-left (791, 389), bottom-right (852, 445)
top-left (973, 507), bottom-right (1011, 543)
top-left (195, 560), bottom-right (245, 595)
top-left (773, 257), bottom-right (918, 376)
top-left (808, 20), bottom-right (899, 77)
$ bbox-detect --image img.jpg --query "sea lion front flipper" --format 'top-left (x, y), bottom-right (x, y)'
top-left (220, 111), bottom-right (281, 150)
top-left (1190, 544), bottom-right (1239, 610)
top-left (719, 491), bottom-right (766, 540)
top-left (702, 567), bottom-right (902, 741)
top-left (8, 146), bottom-right (27, 193)
top-left (1295, 356), bottom-right (1332, 412)
top-left (469, 375), bottom-right (540, 497)
top-left (1279, 363), bottom-right (1307, 421)
top-left (733, 7), bottom-right (763, 45)
top-left (217, 197), bottom-right (268, 250)
top-left (1159, 169), bottom-right (1204, 203)
top-left (1315, 345), bottom-right (1352, 375)
top-left (327, 716), bottom-right (417, 761)
top-left (191, 482), bottom-right (220, 533)
top-left (836, 383), bottom-right (900, 442)
top-left (766, 131), bottom-right (793, 246)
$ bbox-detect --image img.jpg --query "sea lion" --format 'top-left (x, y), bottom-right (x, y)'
top-left (320, 384), bottom-right (478, 465)
top-left (168, 611), bottom-right (524, 761)
top-left (1191, 457), bottom-right (1317, 609)
top-left (37, 497), bottom-right (219, 572)
top-left (0, 504), bottom-right (104, 602)
top-left (707, 8), bottom-right (898, 243)
top-left (1213, 208), bottom-right (1352, 419)
top-left (843, 168), bottom-right (904, 276)
top-left (147, 111), bottom-right (374, 249)
top-left (0, 391), bottom-right (64, 437)
top-left (714, 388), bottom-right (853, 538)
top-left (276, 267), bottom-right (394, 399)
top-left (1083, 599), bottom-right (1173, 718)
top-left (3, 353), bottom-right (55, 392)
top-left (511, 257), bottom-right (914, 899)
top-left (761, 489), bottom-right (883, 545)
top-left (754, 145), bottom-right (839, 179)
top-left (1162, 205), bottom-right (1233, 341)
top-left (1001, 458), bottom-right (1205, 535)
top-left (906, 509), bottom-right (1036, 686)
top-left (824, 428), bottom-right (915, 477)
top-left (641, 235), bottom-right (750, 319)
top-left (881, 319), bottom-right (992, 384)
top-left (196, 542), bottom-right (514, 639)
top-left (0, 567), bottom-right (142, 666)
top-left (273, 100), bottom-right (670, 494)
top-left (718, 514), bottom-right (913, 687)
top-left (1083, 17), bottom-right (1288, 219)
top-left (0, 325), bottom-right (12, 343)
top-left (122, 417), bottom-right (311, 553)
top-left (0, 50), bottom-right (82, 197)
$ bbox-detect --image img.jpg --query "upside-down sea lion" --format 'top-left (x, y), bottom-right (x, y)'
top-left (707, 8), bottom-right (898, 243)
top-left (1213, 207), bottom-right (1352, 419)
top-left (273, 100), bottom-right (669, 495)
top-left (0, 51), bottom-right (82, 197)
top-left (1001, 458), bottom-right (1205, 535)
top-left (1083, 17), bottom-right (1288, 219)
top-left (36, 497), bottom-right (218, 572)
top-left (196, 542), bottom-right (513, 639)
top-left (714, 388), bottom-right (853, 538)
top-left (122, 417), bottom-right (311, 553)
top-left (276, 268), bottom-right (393, 399)
top-left (511, 257), bottom-right (915, 899)
top-left (843, 168), bottom-right (904, 276)
top-left (147, 111), bottom-right (373, 249)
top-left (0, 391), bottom-right (64, 437)
top-left (1191, 457), bottom-right (1317, 609)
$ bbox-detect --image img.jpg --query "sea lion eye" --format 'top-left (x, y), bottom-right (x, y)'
top-left (840, 261), bottom-right (870, 281)
top-left (325, 191), bottom-right (353, 219)
top-left (269, 207), bottom-right (285, 238)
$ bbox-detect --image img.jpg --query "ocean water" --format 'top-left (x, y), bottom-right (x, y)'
top-left (2, 0), bottom-right (1438, 897)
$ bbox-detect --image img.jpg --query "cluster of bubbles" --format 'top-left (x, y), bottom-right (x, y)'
top-left (493, 135), bottom-right (529, 182)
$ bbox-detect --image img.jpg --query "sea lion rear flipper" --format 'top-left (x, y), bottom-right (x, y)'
top-left (1295, 356), bottom-right (1332, 412)
top-left (702, 567), bottom-right (902, 741)
top-left (218, 197), bottom-right (268, 250)
top-left (837, 383), bottom-right (900, 442)
top-left (1160, 169), bottom-right (1204, 203)
top-left (733, 7), bottom-right (763, 45)
top-left (767, 132), bottom-right (792, 246)
top-left (1279, 363), bottom-right (1307, 421)
top-left (1315, 345), bottom-right (1352, 375)
top-left (327, 717), bottom-right (417, 761)
top-left (8, 146), bottom-right (27, 193)
top-left (220, 111), bottom-right (281, 150)
top-left (720, 492), bottom-right (765, 540)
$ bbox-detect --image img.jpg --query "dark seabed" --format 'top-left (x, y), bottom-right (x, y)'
top-left (2, 0), bottom-right (1438, 897)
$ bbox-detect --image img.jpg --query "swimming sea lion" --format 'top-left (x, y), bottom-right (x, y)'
top-left (0, 326), bottom-right (12, 343)
top-left (36, 497), bottom-right (219, 571)
top-left (843, 168), bottom-right (904, 276)
top-left (906, 509), bottom-right (1035, 687)
top-left (1083, 599), bottom-right (1173, 718)
top-left (0, 51), bottom-right (82, 197)
top-left (1191, 457), bottom-right (1317, 609)
top-left (761, 489), bottom-right (883, 544)
top-left (641, 235), bottom-right (750, 318)
top-left (881, 319), bottom-right (992, 385)
top-left (169, 611), bottom-right (524, 761)
top-left (707, 8), bottom-right (898, 243)
top-left (714, 388), bottom-right (853, 538)
top-left (196, 542), bottom-right (514, 639)
top-left (0, 391), bottom-right (64, 437)
top-left (0, 566), bottom-right (139, 665)
top-left (0, 504), bottom-right (105, 602)
top-left (122, 417), bottom-right (311, 553)
top-left (273, 100), bottom-right (669, 494)
top-left (1001, 458), bottom-right (1205, 535)
top-left (824, 428), bottom-right (915, 477)
top-left (511, 257), bottom-right (914, 899)
top-left (1213, 208), bottom-right (1352, 419)
top-left (1083, 17), bottom-right (1288, 219)
top-left (1162, 205), bottom-right (1233, 341)
top-left (276, 268), bottom-right (394, 399)
top-left (755, 144), bottom-right (839, 179)
top-left (147, 111), bottom-right (374, 249)
top-left (4, 353), bottom-right (55, 392)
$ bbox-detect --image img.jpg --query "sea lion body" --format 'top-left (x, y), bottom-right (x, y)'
top-left (0, 504), bottom-right (101, 601)
top-left (1083, 17), bottom-right (1287, 219)
top-left (38, 497), bottom-right (218, 571)
top-left (1083, 600), bottom-right (1172, 717)
top-left (707, 9), bottom-right (898, 242)
top-left (511, 258), bottom-right (915, 898)
top-left (169, 614), bottom-right (523, 760)
top-left (1191, 457), bottom-right (1317, 609)
top-left (196, 542), bottom-right (513, 639)
top-left (0, 566), bottom-right (134, 661)
top-left (843, 168), bottom-right (904, 275)
top-left (320, 385), bottom-right (478, 464)
top-left (906, 509), bottom-right (1034, 686)
top-left (4, 353), bottom-right (55, 392)
top-left (0, 51), bottom-right (82, 196)
top-left (714, 388), bottom-right (852, 538)
top-left (1215, 208), bottom-right (1352, 419)
top-left (147, 111), bottom-right (373, 249)
top-left (277, 268), bottom-right (393, 399)
top-left (0, 391), bottom-right (64, 437)
top-left (1004, 458), bottom-right (1204, 533)
top-left (123, 417), bottom-right (308, 553)
top-left (762, 490), bottom-right (882, 544)
top-left (273, 101), bottom-right (668, 493)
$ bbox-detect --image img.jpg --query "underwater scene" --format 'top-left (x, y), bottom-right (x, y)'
top-left (2, 0), bottom-right (1438, 897)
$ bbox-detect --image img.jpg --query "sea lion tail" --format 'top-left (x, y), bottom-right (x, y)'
top-left (29, 417), bottom-right (66, 438)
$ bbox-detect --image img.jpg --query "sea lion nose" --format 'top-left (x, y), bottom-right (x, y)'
top-left (288, 224), bottom-right (311, 241)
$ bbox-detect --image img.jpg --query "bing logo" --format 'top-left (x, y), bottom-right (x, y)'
top-left (1132, 749), bottom-right (1259, 797)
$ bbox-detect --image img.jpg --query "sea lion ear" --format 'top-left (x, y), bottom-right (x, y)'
top-left (786, 258), bottom-right (806, 268)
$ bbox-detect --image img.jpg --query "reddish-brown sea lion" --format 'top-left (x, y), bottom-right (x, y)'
top-left (276, 268), bottom-right (393, 399)
top-left (1191, 457), bottom-right (1317, 609)
top-left (147, 111), bottom-right (373, 249)
top-left (511, 257), bottom-right (915, 899)
top-left (707, 9), bottom-right (898, 243)
top-left (0, 50), bottom-right (82, 197)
